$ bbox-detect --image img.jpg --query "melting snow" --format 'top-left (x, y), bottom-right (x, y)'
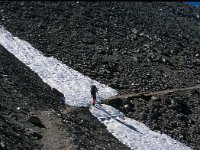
top-left (0, 26), bottom-right (191, 150)
top-left (91, 104), bottom-right (191, 150)
top-left (0, 26), bottom-right (117, 107)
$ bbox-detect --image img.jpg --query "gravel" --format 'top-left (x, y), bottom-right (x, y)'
top-left (0, 1), bottom-right (200, 149)
top-left (0, 45), bottom-right (129, 150)
top-left (0, 1), bottom-right (200, 94)
top-left (103, 90), bottom-right (200, 149)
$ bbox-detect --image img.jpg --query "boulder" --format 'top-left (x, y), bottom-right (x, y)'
top-left (27, 116), bottom-right (46, 128)
top-left (32, 132), bottom-right (42, 139)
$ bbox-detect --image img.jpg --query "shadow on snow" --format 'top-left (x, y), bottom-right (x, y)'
top-left (96, 105), bottom-right (143, 135)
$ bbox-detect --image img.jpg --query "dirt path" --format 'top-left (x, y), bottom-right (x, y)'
top-left (33, 107), bottom-right (130, 150)
top-left (36, 111), bottom-right (74, 150)
top-left (107, 84), bottom-right (200, 100)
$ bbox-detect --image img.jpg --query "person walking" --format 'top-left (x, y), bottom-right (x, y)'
top-left (90, 85), bottom-right (98, 106)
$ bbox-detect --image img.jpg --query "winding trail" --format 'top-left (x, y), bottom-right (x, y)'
top-left (0, 26), bottom-right (192, 150)
top-left (107, 84), bottom-right (200, 100)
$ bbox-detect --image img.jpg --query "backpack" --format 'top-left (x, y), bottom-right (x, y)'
top-left (91, 85), bottom-right (98, 94)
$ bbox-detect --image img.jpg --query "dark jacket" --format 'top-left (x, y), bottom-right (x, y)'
top-left (90, 85), bottom-right (98, 95)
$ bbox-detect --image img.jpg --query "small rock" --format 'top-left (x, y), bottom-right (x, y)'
top-left (162, 57), bottom-right (166, 63)
top-left (133, 57), bottom-right (138, 62)
top-left (151, 96), bottom-right (159, 101)
top-left (146, 73), bottom-right (151, 78)
top-left (127, 112), bottom-right (134, 118)
top-left (33, 132), bottom-right (42, 139)
top-left (130, 100), bottom-right (135, 105)
top-left (132, 28), bottom-right (138, 34)
top-left (27, 116), bottom-right (46, 128)
top-left (139, 33), bottom-right (144, 36)
top-left (124, 104), bottom-right (129, 108)
top-left (194, 59), bottom-right (200, 66)
top-left (124, 104), bottom-right (133, 112)
top-left (80, 119), bottom-right (84, 124)
top-left (0, 141), bottom-right (4, 148)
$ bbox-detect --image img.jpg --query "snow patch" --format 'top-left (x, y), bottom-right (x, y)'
top-left (91, 104), bottom-right (191, 150)
top-left (0, 26), bottom-right (191, 150)
top-left (0, 26), bottom-right (117, 107)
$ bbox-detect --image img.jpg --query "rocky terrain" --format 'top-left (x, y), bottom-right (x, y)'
top-left (0, 45), bottom-right (129, 150)
top-left (0, 2), bottom-right (200, 94)
top-left (0, 1), bottom-right (200, 150)
top-left (103, 88), bottom-right (200, 149)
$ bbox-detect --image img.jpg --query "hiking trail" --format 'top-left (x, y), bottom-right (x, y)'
top-left (106, 84), bottom-right (200, 101)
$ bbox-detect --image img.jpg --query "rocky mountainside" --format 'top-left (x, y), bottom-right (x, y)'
top-left (103, 87), bottom-right (200, 149)
top-left (0, 45), bottom-right (129, 150)
top-left (0, 2), bottom-right (200, 94)
top-left (0, 1), bottom-right (200, 149)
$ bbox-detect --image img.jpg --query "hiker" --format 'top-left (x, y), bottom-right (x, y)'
top-left (90, 85), bottom-right (98, 106)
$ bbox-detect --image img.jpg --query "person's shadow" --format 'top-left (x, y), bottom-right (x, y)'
top-left (96, 105), bottom-right (143, 135)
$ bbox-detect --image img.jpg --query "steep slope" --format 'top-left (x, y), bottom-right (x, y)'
top-left (0, 27), bottom-right (191, 149)
top-left (0, 1), bottom-right (200, 149)
top-left (103, 88), bottom-right (200, 149)
top-left (0, 45), bottom-right (129, 150)
top-left (0, 2), bottom-right (200, 94)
